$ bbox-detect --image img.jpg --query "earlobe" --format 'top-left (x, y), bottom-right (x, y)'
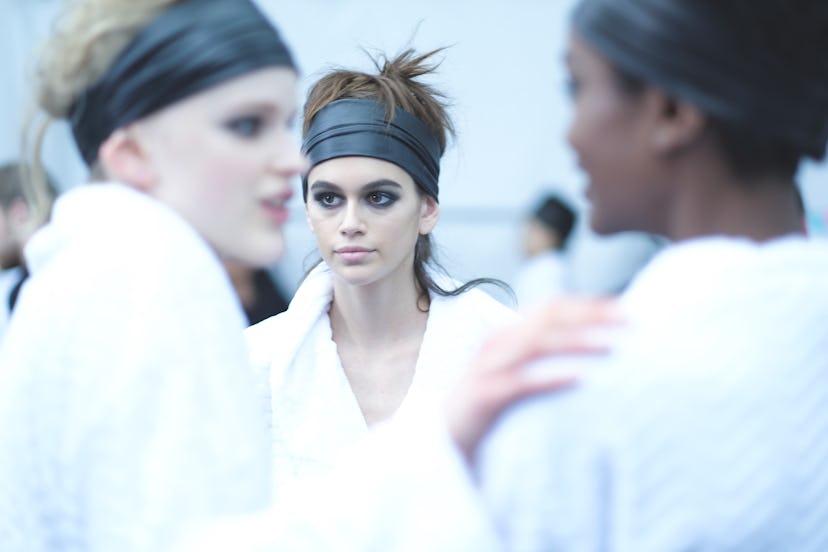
top-left (419, 196), bottom-right (440, 235)
top-left (98, 128), bottom-right (157, 191)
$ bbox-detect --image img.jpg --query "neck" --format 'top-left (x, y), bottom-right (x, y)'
top-left (329, 265), bottom-right (428, 349)
top-left (664, 162), bottom-right (803, 243)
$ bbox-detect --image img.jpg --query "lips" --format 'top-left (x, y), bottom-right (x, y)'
top-left (261, 190), bottom-right (293, 224)
top-left (334, 246), bottom-right (375, 263)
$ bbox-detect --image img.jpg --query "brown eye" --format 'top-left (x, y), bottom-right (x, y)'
top-left (313, 192), bottom-right (341, 208)
top-left (366, 191), bottom-right (397, 208)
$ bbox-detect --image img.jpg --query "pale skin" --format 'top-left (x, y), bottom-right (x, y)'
top-left (306, 156), bottom-right (438, 425)
top-left (98, 67), bottom-right (307, 268)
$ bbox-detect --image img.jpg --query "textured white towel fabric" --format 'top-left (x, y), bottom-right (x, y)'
top-left (478, 236), bottom-right (828, 551)
top-left (174, 410), bottom-right (506, 552)
top-left (246, 262), bottom-right (517, 495)
top-left (0, 184), bottom-right (271, 551)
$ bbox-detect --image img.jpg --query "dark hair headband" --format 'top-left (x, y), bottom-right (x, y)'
top-left (301, 98), bottom-right (443, 201)
top-left (69, 0), bottom-right (296, 166)
top-left (573, 0), bottom-right (828, 160)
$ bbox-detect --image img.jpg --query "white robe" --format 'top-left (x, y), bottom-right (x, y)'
top-left (0, 184), bottom-right (271, 551)
top-left (246, 262), bottom-right (517, 495)
top-left (478, 236), bottom-right (828, 551)
top-left (174, 410), bottom-right (507, 552)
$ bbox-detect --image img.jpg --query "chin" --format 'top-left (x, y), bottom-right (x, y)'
top-left (331, 266), bottom-right (380, 287)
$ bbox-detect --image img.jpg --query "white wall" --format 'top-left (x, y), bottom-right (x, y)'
top-left (2, 0), bottom-right (826, 302)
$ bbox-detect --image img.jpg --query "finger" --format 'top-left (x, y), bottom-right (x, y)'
top-left (513, 376), bottom-right (579, 400)
top-left (476, 327), bottom-right (612, 377)
top-left (528, 295), bottom-right (624, 329)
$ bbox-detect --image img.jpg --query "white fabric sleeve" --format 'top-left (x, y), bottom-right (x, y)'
top-left (175, 412), bottom-right (504, 551)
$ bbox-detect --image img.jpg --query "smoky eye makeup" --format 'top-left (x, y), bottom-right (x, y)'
top-left (312, 191), bottom-right (342, 208)
top-left (363, 179), bottom-right (403, 208)
top-left (365, 189), bottom-right (399, 208)
top-left (309, 181), bottom-right (343, 209)
top-left (224, 113), bottom-right (266, 138)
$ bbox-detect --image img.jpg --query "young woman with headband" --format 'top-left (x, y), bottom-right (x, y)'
top-left (245, 49), bottom-right (521, 495)
top-left (0, 1), bottom-right (305, 548)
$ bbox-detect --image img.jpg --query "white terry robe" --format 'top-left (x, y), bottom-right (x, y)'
top-left (246, 262), bottom-right (517, 494)
top-left (0, 184), bottom-right (271, 551)
top-left (478, 236), bottom-right (828, 551)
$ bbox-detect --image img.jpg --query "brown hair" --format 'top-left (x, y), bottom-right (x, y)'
top-left (303, 48), bottom-right (454, 153)
top-left (302, 48), bottom-right (511, 309)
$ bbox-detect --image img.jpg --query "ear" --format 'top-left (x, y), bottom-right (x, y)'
top-left (97, 127), bottom-right (157, 192)
top-left (6, 199), bottom-right (31, 228)
top-left (419, 195), bottom-right (440, 235)
top-left (647, 90), bottom-right (706, 155)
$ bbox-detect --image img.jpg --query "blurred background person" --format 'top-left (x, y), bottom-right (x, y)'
top-left (0, 161), bottom-right (56, 339)
top-left (0, 0), bottom-right (306, 548)
top-left (513, 192), bottom-right (576, 308)
top-left (223, 260), bottom-right (290, 326)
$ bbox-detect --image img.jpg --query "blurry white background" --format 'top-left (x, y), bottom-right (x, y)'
top-left (1, 0), bottom-right (826, 304)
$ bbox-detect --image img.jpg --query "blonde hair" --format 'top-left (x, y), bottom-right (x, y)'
top-left (21, 0), bottom-right (178, 224)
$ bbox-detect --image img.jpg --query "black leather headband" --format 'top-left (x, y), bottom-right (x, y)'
top-left (69, 0), bottom-right (296, 166)
top-left (573, 0), bottom-right (828, 160)
top-left (302, 98), bottom-right (443, 201)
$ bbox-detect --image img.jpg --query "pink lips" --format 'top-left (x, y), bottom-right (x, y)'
top-left (261, 190), bottom-right (293, 224)
top-left (334, 246), bottom-right (375, 263)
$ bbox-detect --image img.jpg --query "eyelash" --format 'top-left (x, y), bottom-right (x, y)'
top-left (312, 191), bottom-right (399, 210)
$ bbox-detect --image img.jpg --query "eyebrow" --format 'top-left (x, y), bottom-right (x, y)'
top-left (309, 179), bottom-right (404, 193)
top-left (225, 101), bottom-right (296, 121)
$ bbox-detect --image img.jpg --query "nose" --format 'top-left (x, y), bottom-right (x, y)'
top-left (339, 202), bottom-right (365, 237)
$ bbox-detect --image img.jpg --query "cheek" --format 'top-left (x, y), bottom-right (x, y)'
top-left (566, 95), bottom-right (601, 157)
top-left (305, 209), bottom-right (338, 241)
top-left (195, 151), bottom-right (266, 204)
top-left (204, 148), bottom-right (261, 180)
top-left (390, 211), bottom-right (423, 248)
top-left (566, 107), bottom-right (585, 153)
